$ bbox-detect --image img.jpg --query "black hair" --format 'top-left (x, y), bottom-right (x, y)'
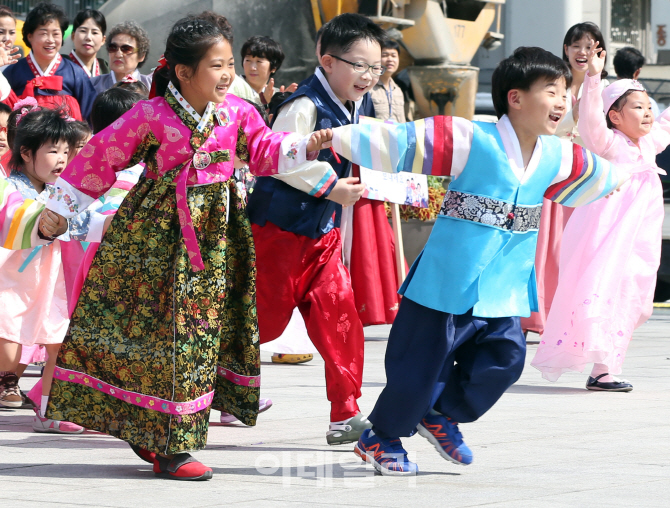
top-left (381, 38), bottom-right (400, 52)
top-left (315, 24), bottom-right (325, 45)
top-left (241, 36), bottom-right (285, 75)
top-left (72, 9), bottom-right (106, 35)
top-left (492, 46), bottom-right (572, 119)
top-left (107, 21), bottom-right (150, 68)
top-left (196, 11), bottom-right (234, 43)
top-left (319, 13), bottom-right (385, 57)
top-left (613, 47), bottom-right (645, 79)
top-left (606, 89), bottom-right (638, 129)
top-left (153, 16), bottom-right (231, 98)
top-left (562, 22), bottom-right (608, 78)
top-left (22, 2), bottom-right (68, 48)
top-left (91, 87), bottom-right (146, 134)
top-left (70, 120), bottom-right (92, 141)
top-left (0, 102), bottom-right (11, 115)
top-left (10, 108), bottom-right (72, 170)
top-left (113, 79), bottom-right (149, 96)
top-left (268, 91), bottom-right (292, 119)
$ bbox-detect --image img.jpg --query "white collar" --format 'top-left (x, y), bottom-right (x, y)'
top-left (113, 68), bottom-right (140, 83)
top-left (168, 81), bottom-right (215, 133)
top-left (496, 115), bottom-right (543, 183)
top-left (28, 52), bottom-right (59, 77)
top-left (70, 51), bottom-right (97, 78)
top-left (315, 67), bottom-right (363, 122)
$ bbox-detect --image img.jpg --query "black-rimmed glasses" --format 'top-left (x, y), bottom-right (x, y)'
top-left (328, 54), bottom-right (385, 76)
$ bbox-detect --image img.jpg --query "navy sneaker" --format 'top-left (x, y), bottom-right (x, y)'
top-left (417, 412), bottom-right (473, 465)
top-left (354, 429), bottom-right (418, 476)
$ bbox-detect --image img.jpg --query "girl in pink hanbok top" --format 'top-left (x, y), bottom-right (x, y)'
top-left (42, 16), bottom-right (336, 481)
top-left (532, 43), bottom-right (670, 391)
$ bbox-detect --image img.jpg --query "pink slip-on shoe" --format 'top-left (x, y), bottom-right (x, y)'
top-left (220, 398), bottom-right (273, 424)
top-left (32, 408), bottom-right (84, 434)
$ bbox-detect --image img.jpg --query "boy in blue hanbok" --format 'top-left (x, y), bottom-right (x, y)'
top-left (328, 47), bottom-right (629, 475)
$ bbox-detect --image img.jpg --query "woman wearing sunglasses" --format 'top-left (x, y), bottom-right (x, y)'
top-left (91, 21), bottom-right (151, 94)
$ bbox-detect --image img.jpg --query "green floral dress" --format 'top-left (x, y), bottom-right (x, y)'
top-left (46, 87), bottom-right (309, 454)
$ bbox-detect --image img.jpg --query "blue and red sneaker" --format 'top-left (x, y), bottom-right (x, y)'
top-left (417, 412), bottom-right (473, 465)
top-left (354, 429), bottom-right (418, 476)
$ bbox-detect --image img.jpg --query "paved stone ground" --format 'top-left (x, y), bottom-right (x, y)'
top-left (1, 310), bottom-right (668, 507)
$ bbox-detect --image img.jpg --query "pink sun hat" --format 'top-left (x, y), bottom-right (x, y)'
top-left (602, 79), bottom-right (646, 113)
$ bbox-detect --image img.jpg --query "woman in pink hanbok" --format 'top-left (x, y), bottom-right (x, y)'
top-left (532, 43), bottom-right (670, 391)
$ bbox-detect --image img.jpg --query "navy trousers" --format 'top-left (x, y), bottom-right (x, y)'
top-left (370, 297), bottom-right (526, 438)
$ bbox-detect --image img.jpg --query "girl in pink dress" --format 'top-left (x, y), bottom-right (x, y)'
top-left (0, 170), bottom-right (67, 409)
top-left (532, 43), bottom-right (670, 391)
top-left (42, 16), bottom-right (335, 481)
top-left (523, 23), bottom-right (609, 334)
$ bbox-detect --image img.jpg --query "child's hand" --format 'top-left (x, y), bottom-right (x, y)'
top-left (307, 128), bottom-right (333, 152)
top-left (587, 41), bottom-right (606, 77)
top-left (326, 176), bottom-right (366, 207)
top-left (39, 210), bottom-right (67, 237)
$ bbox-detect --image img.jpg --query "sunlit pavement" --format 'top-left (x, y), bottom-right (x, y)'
top-left (1, 310), bottom-right (668, 507)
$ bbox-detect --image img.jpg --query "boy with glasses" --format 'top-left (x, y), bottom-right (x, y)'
top-left (247, 13), bottom-right (384, 445)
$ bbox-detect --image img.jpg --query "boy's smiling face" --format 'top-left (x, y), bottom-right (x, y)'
top-left (321, 38), bottom-right (381, 104)
top-left (511, 77), bottom-right (567, 136)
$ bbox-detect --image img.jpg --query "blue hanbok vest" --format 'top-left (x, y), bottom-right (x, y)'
top-left (247, 73), bottom-right (355, 239)
top-left (400, 121), bottom-right (563, 318)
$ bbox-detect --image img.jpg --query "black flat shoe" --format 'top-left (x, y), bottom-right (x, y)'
top-left (586, 373), bottom-right (633, 392)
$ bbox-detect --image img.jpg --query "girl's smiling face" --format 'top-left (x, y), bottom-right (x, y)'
top-left (176, 38), bottom-right (235, 114)
top-left (27, 19), bottom-right (62, 64)
top-left (608, 90), bottom-right (654, 143)
top-left (21, 139), bottom-right (69, 189)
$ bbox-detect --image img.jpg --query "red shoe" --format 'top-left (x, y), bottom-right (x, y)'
top-left (153, 453), bottom-right (213, 481)
top-left (129, 443), bottom-right (156, 464)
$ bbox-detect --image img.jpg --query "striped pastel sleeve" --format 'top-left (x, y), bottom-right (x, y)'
top-left (331, 116), bottom-right (465, 176)
top-left (0, 178), bottom-right (46, 249)
top-left (68, 163), bottom-right (144, 242)
top-left (270, 97), bottom-right (338, 198)
top-left (544, 142), bottom-right (628, 207)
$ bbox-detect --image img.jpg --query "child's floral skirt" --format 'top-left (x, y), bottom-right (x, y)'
top-left (46, 171), bottom-right (260, 454)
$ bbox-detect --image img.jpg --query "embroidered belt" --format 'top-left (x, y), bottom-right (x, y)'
top-left (439, 190), bottom-right (542, 232)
